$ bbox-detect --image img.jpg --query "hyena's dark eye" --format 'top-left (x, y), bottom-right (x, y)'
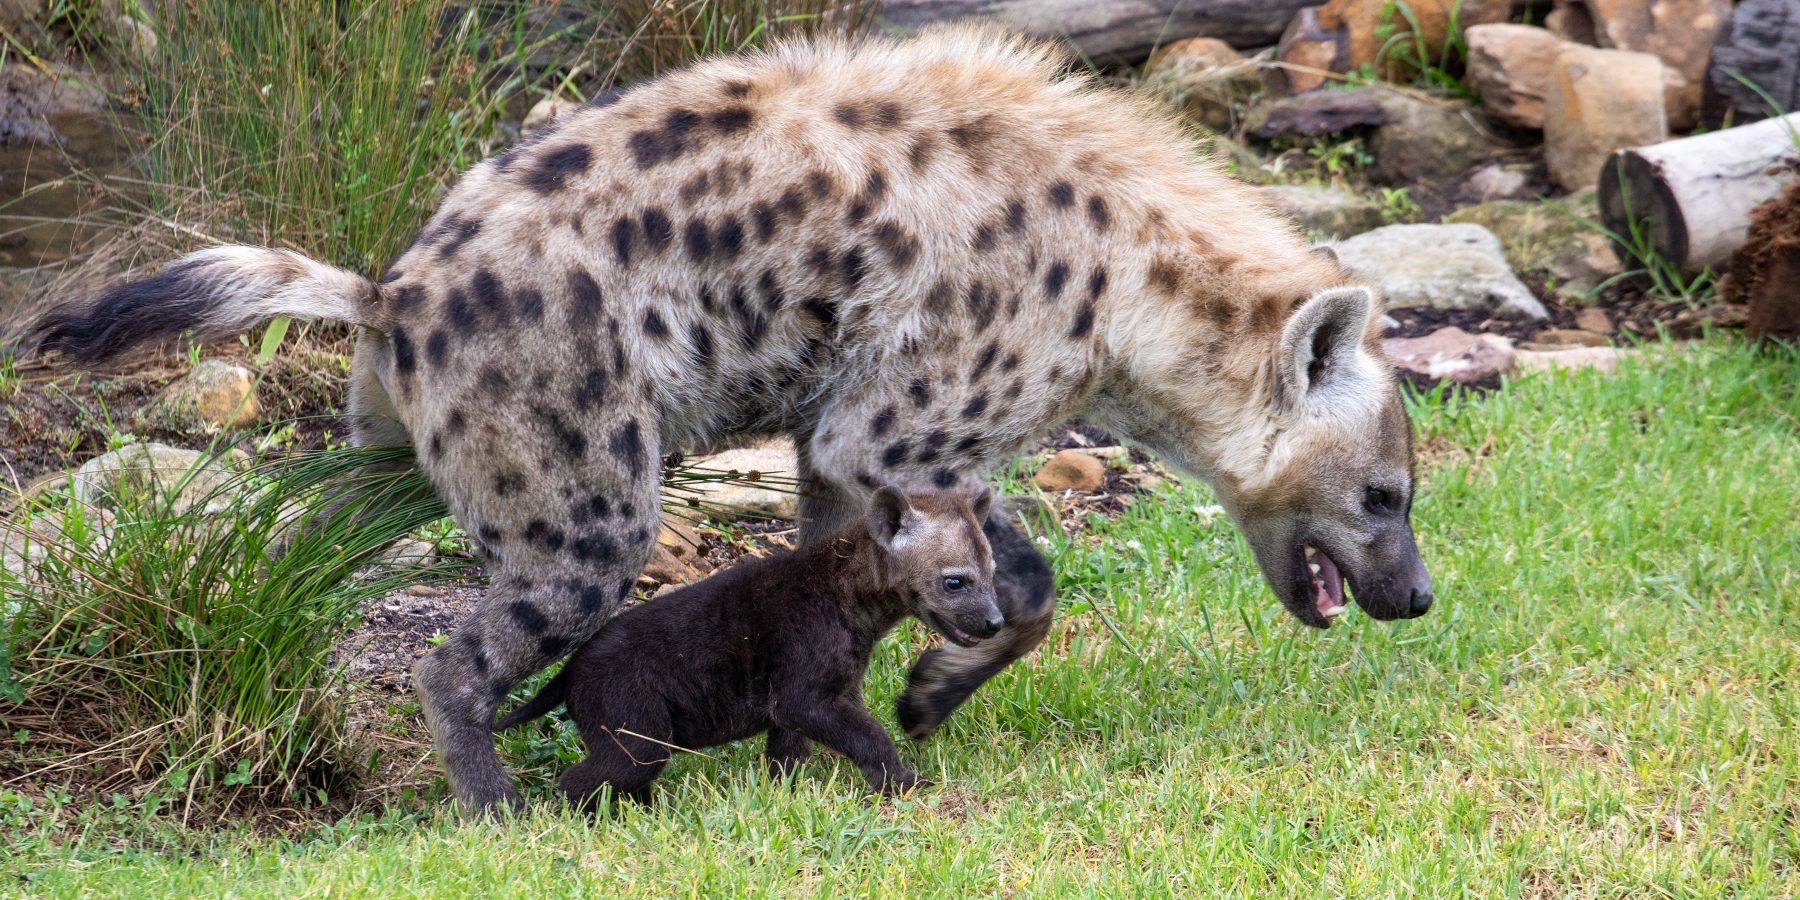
top-left (1364, 487), bottom-right (1395, 514)
top-left (942, 576), bottom-right (968, 592)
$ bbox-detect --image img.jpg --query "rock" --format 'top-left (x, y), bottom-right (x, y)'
top-left (1703, 0), bottom-right (1800, 127)
top-left (1515, 346), bottom-right (1630, 374)
top-left (1275, 8), bottom-right (1349, 94)
top-left (1543, 45), bottom-right (1668, 191)
top-left (1144, 38), bottom-right (1262, 131)
top-left (522, 97), bottom-right (579, 136)
top-left (1575, 307), bottom-right (1615, 334)
top-left (1464, 163), bottom-right (1539, 202)
top-left (379, 537), bottom-right (437, 568)
top-left (1244, 87), bottom-right (1386, 141)
top-left (1315, 0), bottom-right (1511, 78)
top-left (1444, 196), bottom-right (1622, 287)
top-left (640, 542), bottom-right (702, 587)
top-left (1032, 449), bottom-right (1107, 493)
top-left (70, 443), bottom-right (240, 515)
top-left (1464, 24), bottom-right (1565, 129)
top-left (1368, 92), bottom-right (1504, 185)
top-left (684, 442), bottom-right (799, 519)
top-left (1259, 184), bottom-right (1385, 238)
top-left (133, 360), bottom-right (260, 433)
top-left (1529, 328), bottom-right (1612, 348)
top-left (1334, 224), bottom-right (1549, 320)
top-left (1549, 0), bottom-right (1729, 130)
top-left (1545, 5), bottom-right (1598, 44)
top-left (1382, 327), bottom-right (1518, 385)
top-left (114, 13), bottom-right (156, 62)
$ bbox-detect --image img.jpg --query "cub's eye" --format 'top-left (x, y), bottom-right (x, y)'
top-left (1364, 486), bottom-right (1395, 514)
top-left (942, 576), bottom-right (968, 592)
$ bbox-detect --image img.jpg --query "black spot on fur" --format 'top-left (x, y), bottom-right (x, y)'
top-left (841, 247), bottom-right (868, 289)
top-left (908, 136), bottom-right (936, 173)
top-left (832, 103), bottom-right (864, 128)
top-left (525, 144), bottom-right (594, 193)
top-left (536, 406), bottom-right (588, 460)
top-left (1070, 301), bottom-right (1096, 339)
top-left (751, 202), bottom-right (777, 242)
top-left (972, 224), bottom-right (996, 252)
top-left (723, 80), bottom-right (752, 98)
top-left (524, 519), bottom-right (567, 551)
top-left (870, 405), bottom-right (897, 438)
top-left (961, 394), bottom-right (988, 419)
top-left (1005, 199), bottom-right (1027, 233)
top-left (390, 284), bottom-right (425, 314)
top-left (379, 268), bottom-right (404, 285)
top-left (802, 297), bottom-right (836, 326)
top-left (643, 309), bottom-right (671, 340)
top-left (425, 329), bottom-right (450, 367)
top-left (494, 470), bottom-right (525, 496)
top-left (1001, 352), bottom-right (1020, 373)
top-left (508, 601), bottom-right (549, 635)
top-left (538, 635), bottom-right (571, 658)
top-left (612, 217), bottom-right (636, 266)
top-left (468, 270), bottom-right (512, 328)
top-left (716, 217), bottom-right (745, 257)
top-left (933, 468), bottom-right (958, 488)
top-left (689, 321), bottom-right (715, 368)
top-left (970, 342), bottom-right (998, 382)
top-left (908, 376), bottom-right (930, 408)
top-left (583, 494), bottom-right (612, 520)
top-left (572, 532), bottom-right (618, 565)
top-left (516, 288), bottom-right (545, 323)
top-left (580, 583), bottom-right (608, 613)
top-left (873, 222), bottom-right (918, 269)
top-left (628, 108), bottom-right (703, 169)
top-left (438, 216), bottom-right (481, 258)
top-left (964, 281), bottom-right (997, 330)
top-left (873, 101), bottom-right (905, 128)
top-left (882, 442), bottom-right (909, 467)
top-left (610, 419), bottom-right (645, 477)
top-left (573, 367), bottom-right (608, 412)
top-left (568, 269), bottom-right (604, 328)
top-left (954, 435), bottom-right (980, 453)
top-left (391, 327), bottom-right (416, 376)
top-left (1087, 196), bottom-right (1110, 231)
top-left (1044, 261), bottom-right (1069, 300)
top-left (685, 219), bottom-right (712, 262)
top-left (710, 106), bottom-right (753, 132)
top-left (1048, 181), bottom-right (1075, 208)
top-left (1088, 266), bottom-right (1108, 300)
top-left (642, 209), bottom-right (674, 248)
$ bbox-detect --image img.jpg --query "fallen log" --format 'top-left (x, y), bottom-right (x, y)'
top-left (1596, 112), bottom-right (1800, 273)
top-left (876, 0), bottom-right (1318, 64)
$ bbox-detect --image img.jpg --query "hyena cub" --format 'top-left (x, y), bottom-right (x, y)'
top-left (495, 486), bottom-right (999, 809)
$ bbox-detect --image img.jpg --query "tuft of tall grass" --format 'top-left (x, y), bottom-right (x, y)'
top-left (136, 1), bottom-right (534, 274)
top-left (579, 0), bottom-right (870, 87)
top-left (1, 445), bottom-right (453, 809)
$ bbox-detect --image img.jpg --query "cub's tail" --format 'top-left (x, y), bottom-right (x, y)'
top-left (493, 667), bottom-right (573, 732)
top-left (28, 245), bottom-right (385, 365)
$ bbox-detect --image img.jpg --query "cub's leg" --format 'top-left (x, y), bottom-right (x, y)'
top-left (561, 697), bottom-right (673, 812)
top-left (764, 726), bottom-right (812, 778)
top-left (772, 681), bottom-right (919, 796)
top-left (898, 511), bottom-right (1057, 738)
top-left (411, 405), bottom-right (663, 814)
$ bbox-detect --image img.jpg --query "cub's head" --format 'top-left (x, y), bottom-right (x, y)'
top-left (865, 486), bottom-right (1001, 646)
top-left (1219, 286), bottom-right (1434, 629)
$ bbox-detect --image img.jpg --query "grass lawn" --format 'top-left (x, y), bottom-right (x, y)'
top-left (6, 338), bottom-right (1798, 896)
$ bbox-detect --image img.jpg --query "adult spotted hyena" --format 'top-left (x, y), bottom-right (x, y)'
top-left (30, 27), bottom-right (1433, 812)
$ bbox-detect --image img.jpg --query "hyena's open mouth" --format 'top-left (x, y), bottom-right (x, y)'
top-left (1303, 544), bottom-right (1347, 622)
top-left (925, 611), bottom-right (981, 648)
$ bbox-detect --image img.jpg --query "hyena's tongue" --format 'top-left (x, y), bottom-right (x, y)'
top-left (1305, 545), bottom-right (1347, 620)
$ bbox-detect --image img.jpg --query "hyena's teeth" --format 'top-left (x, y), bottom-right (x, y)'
top-left (1322, 605), bottom-right (1347, 618)
top-left (1308, 563), bottom-right (1322, 576)
top-left (1303, 546), bottom-right (1317, 561)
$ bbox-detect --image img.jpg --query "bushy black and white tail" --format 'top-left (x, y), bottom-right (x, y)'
top-left (29, 246), bottom-right (384, 364)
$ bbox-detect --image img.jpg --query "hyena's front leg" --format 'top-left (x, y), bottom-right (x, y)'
top-left (898, 510), bottom-right (1057, 738)
top-left (412, 415), bottom-right (663, 814)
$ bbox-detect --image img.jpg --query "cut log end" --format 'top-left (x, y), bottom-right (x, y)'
top-left (1597, 152), bottom-right (1690, 274)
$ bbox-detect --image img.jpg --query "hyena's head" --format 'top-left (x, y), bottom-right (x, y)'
top-left (1214, 286), bottom-right (1433, 629)
top-left (865, 486), bottom-right (1002, 646)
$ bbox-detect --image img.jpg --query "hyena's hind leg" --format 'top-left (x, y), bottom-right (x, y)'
top-left (412, 410), bottom-right (664, 814)
top-left (897, 511), bottom-right (1057, 739)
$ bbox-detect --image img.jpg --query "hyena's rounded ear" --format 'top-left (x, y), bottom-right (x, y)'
top-left (1278, 286), bottom-right (1377, 405)
top-left (968, 485), bottom-right (994, 523)
top-left (866, 485), bottom-right (915, 551)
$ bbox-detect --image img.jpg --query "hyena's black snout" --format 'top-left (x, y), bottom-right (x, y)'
top-left (1355, 532), bottom-right (1434, 621)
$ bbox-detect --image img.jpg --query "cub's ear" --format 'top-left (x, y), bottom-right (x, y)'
top-left (866, 485), bottom-right (915, 552)
top-left (1278, 286), bottom-right (1376, 404)
top-left (968, 485), bottom-right (994, 523)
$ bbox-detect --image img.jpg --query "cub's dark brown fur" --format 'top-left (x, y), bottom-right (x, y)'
top-left (495, 487), bottom-right (1000, 808)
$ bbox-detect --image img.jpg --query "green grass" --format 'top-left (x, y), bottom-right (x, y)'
top-left (6, 337), bottom-right (1799, 895)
